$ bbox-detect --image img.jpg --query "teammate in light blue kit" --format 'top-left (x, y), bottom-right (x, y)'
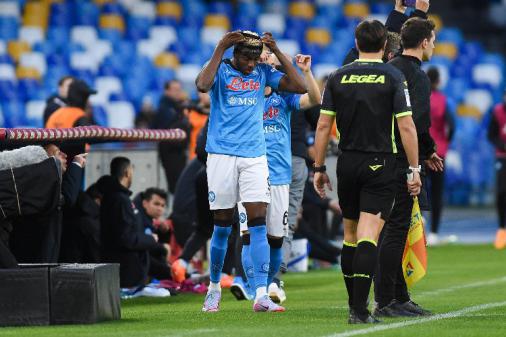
top-left (195, 31), bottom-right (306, 312)
top-left (236, 53), bottom-right (321, 304)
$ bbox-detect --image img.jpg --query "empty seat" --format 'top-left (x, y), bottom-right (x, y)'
top-left (71, 52), bottom-right (99, 73)
top-left (137, 39), bottom-right (165, 59)
top-left (71, 26), bottom-right (98, 48)
top-left (7, 40), bottom-right (31, 62)
top-left (257, 14), bottom-right (286, 36)
top-left (464, 89), bottom-right (493, 114)
top-left (427, 14), bottom-right (443, 31)
top-left (90, 40), bottom-right (113, 64)
top-left (0, 40), bottom-right (6, 54)
top-left (19, 26), bottom-right (44, 46)
top-left (201, 27), bottom-right (227, 46)
top-left (306, 28), bottom-right (331, 46)
top-left (289, 1), bottom-right (315, 20)
top-left (149, 26), bottom-right (177, 48)
top-left (275, 39), bottom-right (301, 57)
top-left (343, 2), bottom-right (369, 18)
top-left (25, 99), bottom-right (45, 124)
top-left (157, 1), bottom-right (182, 21)
top-left (176, 64), bottom-right (201, 85)
top-left (472, 64), bottom-right (503, 88)
top-left (0, 2), bottom-right (20, 17)
top-left (204, 14), bottom-right (231, 30)
top-left (456, 104), bottom-right (481, 118)
top-left (95, 76), bottom-right (123, 96)
top-left (313, 63), bottom-right (338, 80)
top-left (154, 52), bottom-right (180, 69)
top-left (105, 101), bottom-right (135, 128)
top-left (19, 52), bottom-right (47, 76)
top-left (130, 1), bottom-right (156, 19)
top-left (434, 42), bottom-right (458, 60)
top-left (16, 66), bottom-right (41, 80)
top-left (0, 104), bottom-right (4, 127)
top-left (0, 64), bottom-right (16, 81)
top-left (99, 14), bottom-right (125, 32)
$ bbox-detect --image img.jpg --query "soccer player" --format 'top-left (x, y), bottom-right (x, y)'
top-left (195, 30), bottom-right (306, 312)
top-left (312, 20), bottom-right (421, 324)
top-left (236, 52), bottom-right (321, 304)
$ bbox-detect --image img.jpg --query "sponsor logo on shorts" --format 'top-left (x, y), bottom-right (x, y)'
top-left (239, 212), bottom-right (247, 224)
top-left (208, 191), bottom-right (216, 202)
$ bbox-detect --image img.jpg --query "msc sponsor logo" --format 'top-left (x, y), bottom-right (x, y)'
top-left (341, 74), bottom-right (385, 84)
top-left (226, 77), bottom-right (261, 91)
top-left (208, 191), bottom-right (216, 202)
top-left (228, 96), bottom-right (258, 106)
top-left (264, 125), bottom-right (281, 133)
top-left (263, 106), bottom-right (279, 120)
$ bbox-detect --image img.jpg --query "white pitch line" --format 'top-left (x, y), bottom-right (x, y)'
top-left (324, 301), bottom-right (506, 337)
top-left (416, 276), bottom-right (506, 298)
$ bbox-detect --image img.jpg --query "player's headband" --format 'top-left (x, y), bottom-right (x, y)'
top-left (234, 30), bottom-right (263, 58)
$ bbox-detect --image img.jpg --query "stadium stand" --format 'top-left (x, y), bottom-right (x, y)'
top-left (0, 0), bottom-right (505, 206)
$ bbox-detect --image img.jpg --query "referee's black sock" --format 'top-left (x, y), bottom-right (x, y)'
top-left (352, 239), bottom-right (377, 317)
top-left (341, 241), bottom-right (357, 309)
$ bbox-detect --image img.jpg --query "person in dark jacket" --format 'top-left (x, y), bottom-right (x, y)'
top-left (10, 144), bottom-right (86, 263)
top-left (154, 80), bottom-right (191, 194)
top-left (43, 75), bottom-right (74, 124)
top-left (98, 157), bottom-right (170, 297)
top-left (374, 16), bottom-right (442, 318)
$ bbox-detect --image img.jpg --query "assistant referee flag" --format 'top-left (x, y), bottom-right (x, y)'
top-left (402, 197), bottom-right (428, 288)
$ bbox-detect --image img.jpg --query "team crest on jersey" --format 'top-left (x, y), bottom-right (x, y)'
top-left (208, 191), bottom-right (216, 202)
top-left (271, 96), bottom-right (281, 106)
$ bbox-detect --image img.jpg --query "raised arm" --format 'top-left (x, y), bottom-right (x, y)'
top-left (295, 54), bottom-right (321, 109)
top-left (195, 31), bottom-right (245, 92)
top-left (262, 33), bottom-right (306, 94)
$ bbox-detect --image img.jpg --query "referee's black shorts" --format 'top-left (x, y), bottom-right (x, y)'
top-left (336, 151), bottom-right (396, 221)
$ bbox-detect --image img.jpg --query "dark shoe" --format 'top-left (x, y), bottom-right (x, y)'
top-left (399, 300), bottom-right (432, 316)
top-left (348, 309), bottom-right (381, 324)
top-left (373, 300), bottom-right (418, 318)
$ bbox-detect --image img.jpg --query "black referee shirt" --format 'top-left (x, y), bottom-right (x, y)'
top-left (321, 59), bottom-right (412, 154)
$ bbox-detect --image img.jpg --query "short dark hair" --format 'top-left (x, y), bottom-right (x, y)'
top-left (401, 18), bottom-right (436, 50)
top-left (110, 157), bottom-right (131, 180)
top-left (141, 187), bottom-right (167, 202)
top-left (164, 79), bottom-right (180, 91)
top-left (384, 32), bottom-right (402, 60)
top-left (355, 20), bottom-right (387, 53)
top-left (58, 75), bottom-right (74, 86)
top-left (427, 67), bottom-right (440, 85)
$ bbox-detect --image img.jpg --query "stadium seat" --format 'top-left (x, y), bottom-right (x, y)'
top-left (2, 101), bottom-right (26, 128)
top-left (154, 52), bottom-right (180, 69)
top-left (257, 14), bottom-right (286, 37)
top-left (0, 105), bottom-right (4, 127)
top-left (130, 1), bottom-right (156, 19)
top-left (19, 26), bottom-right (45, 46)
top-left (19, 52), bottom-right (47, 76)
top-left (176, 63), bottom-right (201, 96)
top-left (157, 1), bottom-right (182, 22)
top-left (16, 66), bottom-right (41, 80)
top-left (437, 28), bottom-right (464, 46)
top-left (472, 64), bottom-right (503, 88)
top-left (0, 64), bottom-right (16, 81)
top-left (289, 1), bottom-right (315, 20)
top-left (313, 63), bottom-right (338, 80)
top-left (464, 89), bottom-right (493, 114)
top-left (434, 42), bottom-right (458, 60)
top-left (201, 27), bottom-right (227, 46)
top-left (71, 52), bottom-right (99, 73)
top-left (137, 39), bottom-right (166, 60)
top-left (19, 78), bottom-right (44, 101)
top-left (343, 2), bottom-right (369, 19)
top-left (99, 14), bottom-right (125, 32)
top-left (427, 14), bottom-right (443, 31)
top-left (89, 40), bottom-right (113, 64)
top-left (25, 100), bottom-right (45, 127)
top-left (0, 40), bottom-right (6, 55)
top-left (204, 14), bottom-right (231, 30)
top-left (276, 39), bottom-right (301, 57)
top-left (7, 40), bottom-right (31, 62)
top-left (92, 104), bottom-right (108, 126)
top-left (456, 104), bottom-right (482, 118)
top-left (149, 26), bottom-right (177, 49)
top-left (95, 76), bottom-right (123, 97)
top-left (0, 2), bottom-right (20, 17)
top-left (306, 28), bottom-right (332, 46)
top-left (105, 101), bottom-right (135, 128)
top-left (71, 26), bottom-right (98, 48)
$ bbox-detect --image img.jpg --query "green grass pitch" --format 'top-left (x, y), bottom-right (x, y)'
top-left (2, 244), bottom-right (505, 337)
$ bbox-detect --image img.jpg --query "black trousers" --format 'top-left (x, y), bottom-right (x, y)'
top-left (496, 158), bottom-right (506, 229)
top-left (428, 163), bottom-right (445, 234)
top-left (159, 146), bottom-right (187, 194)
top-left (374, 164), bottom-right (429, 307)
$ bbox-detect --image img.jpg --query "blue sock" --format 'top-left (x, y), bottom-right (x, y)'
top-left (241, 243), bottom-right (254, 289)
top-left (209, 225), bottom-right (232, 283)
top-left (268, 246), bottom-right (282, 286)
top-left (248, 225), bottom-right (270, 290)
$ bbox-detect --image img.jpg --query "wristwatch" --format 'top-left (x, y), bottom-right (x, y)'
top-left (313, 164), bottom-right (326, 173)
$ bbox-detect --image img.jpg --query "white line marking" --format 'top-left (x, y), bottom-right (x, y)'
top-left (416, 276), bottom-right (506, 298)
top-left (324, 301), bottom-right (506, 337)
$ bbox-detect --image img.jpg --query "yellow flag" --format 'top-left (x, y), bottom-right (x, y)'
top-left (402, 197), bottom-right (428, 288)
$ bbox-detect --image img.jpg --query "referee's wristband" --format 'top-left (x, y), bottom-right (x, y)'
top-left (408, 165), bottom-right (422, 173)
top-left (313, 164), bottom-right (327, 173)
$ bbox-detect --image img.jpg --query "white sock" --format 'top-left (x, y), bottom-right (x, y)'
top-left (208, 282), bottom-right (221, 293)
top-left (255, 286), bottom-right (267, 300)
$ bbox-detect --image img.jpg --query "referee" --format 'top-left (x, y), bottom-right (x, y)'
top-left (313, 20), bottom-right (421, 324)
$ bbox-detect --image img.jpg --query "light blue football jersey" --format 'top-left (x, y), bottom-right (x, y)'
top-left (206, 60), bottom-right (284, 158)
top-left (264, 91), bottom-right (301, 185)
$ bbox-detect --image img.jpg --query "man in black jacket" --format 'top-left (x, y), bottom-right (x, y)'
top-left (374, 17), bottom-right (443, 318)
top-left (43, 75), bottom-right (74, 124)
top-left (99, 157), bottom-right (170, 297)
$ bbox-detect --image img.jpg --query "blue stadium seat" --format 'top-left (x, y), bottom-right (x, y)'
top-left (0, 16), bottom-right (19, 40)
top-left (73, 2), bottom-right (99, 26)
top-left (102, 2), bottom-right (125, 15)
top-left (2, 101), bottom-right (26, 128)
top-left (237, 1), bottom-right (261, 17)
top-left (0, 80), bottom-right (18, 101)
top-left (0, 54), bottom-right (14, 64)
top-left (92, 105), bottom-right (108, 127)
top-left (371, 2), bottom-right (392, 15)
top-left (151, 68), bottom-right (176, 91)
top-left (18, 78), bottom-right (42, 101)
top-left (437, 28), bottom-right (464, 46)
top-left (208, 1), bottom-right (233, 17)
top-left (232, 15), bottom-right (257, 32)
top-left (99, 28), bottom-right (123, 46)
top-left (127, 16), bottom-right (152, 41)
